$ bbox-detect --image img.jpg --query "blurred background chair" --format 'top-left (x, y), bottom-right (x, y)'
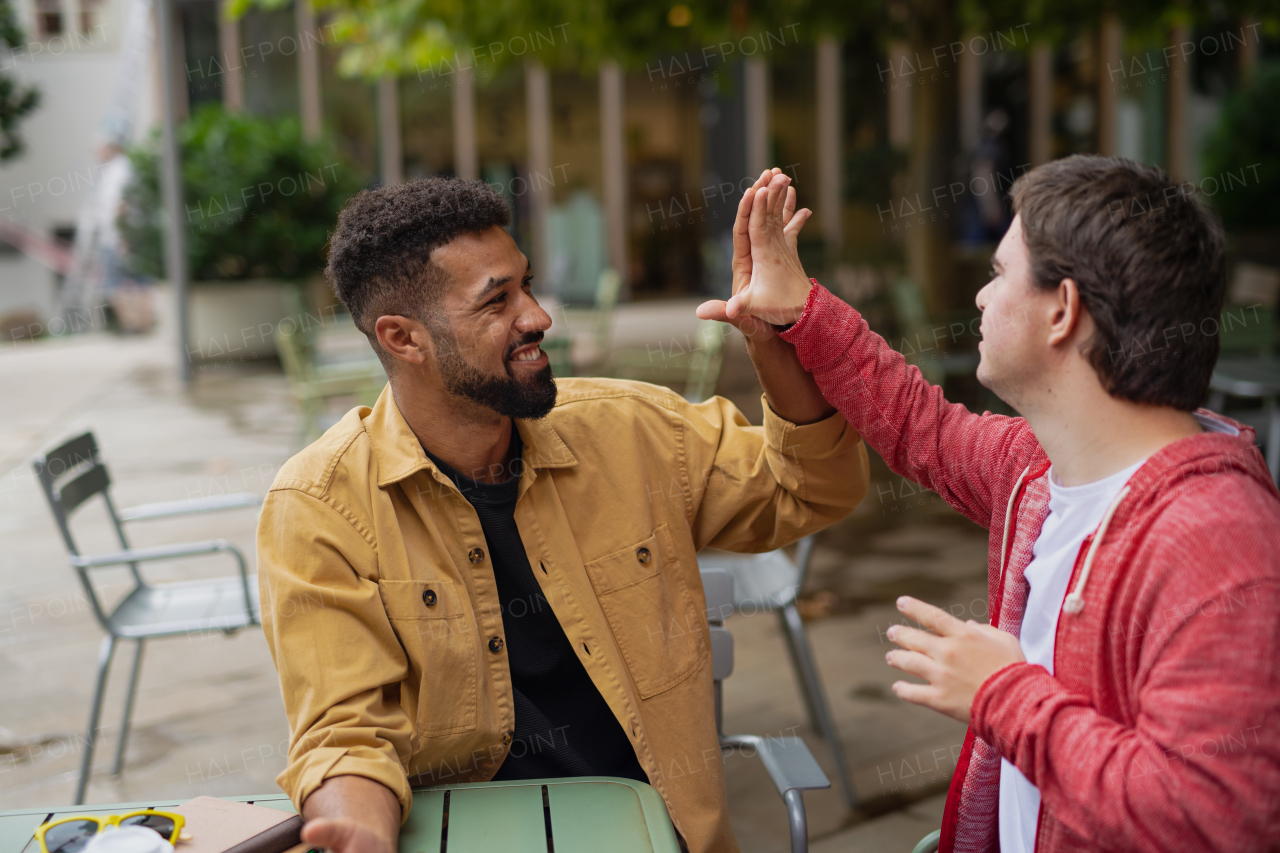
top-left (606, 317), bottom-right (726, 403)
top-left (891, 277), bottom-right (979, 389)
top-left (560, 268), bottom-right (623, 373)
top-left (702, 566), bottom-right (832, 853)
top-left (275, 300), bottom-right (386, 446)
top-left (31, 432), bottom-right (261, 805)
top-left (697, 536), bottom-right (857, 811)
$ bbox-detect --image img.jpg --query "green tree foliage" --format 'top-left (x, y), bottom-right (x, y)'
top-left (0, 0), bottom-right (40, 161)
top-left (121, 104), bottom-right (362, 280)
top-left (1202, 60), bottom-right (1280, 230)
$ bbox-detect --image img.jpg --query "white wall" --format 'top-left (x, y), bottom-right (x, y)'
top-left (0, 0), bottom-right (157, 322)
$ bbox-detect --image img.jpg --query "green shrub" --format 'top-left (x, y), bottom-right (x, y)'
top-left (1201, 60), bottom-right (1280, 231)
top-left (121, 104), bottom-right (363, 281)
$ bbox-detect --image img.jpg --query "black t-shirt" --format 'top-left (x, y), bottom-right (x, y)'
top-left (423, 430), bottom-right (648, 783)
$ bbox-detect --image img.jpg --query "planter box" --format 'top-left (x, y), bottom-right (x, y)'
top-left (188, 279), bottom-right (299, 362)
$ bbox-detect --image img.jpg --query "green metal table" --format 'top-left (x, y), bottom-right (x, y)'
top-left (0, 777), bottom-right (680, 853)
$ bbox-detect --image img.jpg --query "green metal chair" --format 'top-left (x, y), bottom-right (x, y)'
top-left (275, 313), bottom-right (386, 446)
top-left (702, 567), bottom-right (832, 853)
top-left (31, 432), bottom-right (261, 805)
top-left (605, 318), bottom-right (727, 403)
top-left (890, 278), bottom-right (979, 389)
top-left (913, 829), bottom-right (941, 852)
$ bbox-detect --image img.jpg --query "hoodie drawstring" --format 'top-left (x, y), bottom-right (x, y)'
top-left (1063, 485), bottom-right (1131, 615)
top-left (998, 465), bottom-right (1033, 588)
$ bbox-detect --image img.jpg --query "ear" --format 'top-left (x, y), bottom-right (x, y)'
top-left (374, 315), bottom-right (433, 367)
top-left (1046, 277), bottom-right (1087, 348)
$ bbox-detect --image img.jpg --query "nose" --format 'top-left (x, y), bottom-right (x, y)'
top-left (514, 291), bottom-right (553, 336)
top-left (975, 280), bottom-right (991, 312)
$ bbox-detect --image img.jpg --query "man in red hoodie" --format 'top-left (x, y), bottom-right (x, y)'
top-left (700, 156), bottom-right (1280, 852)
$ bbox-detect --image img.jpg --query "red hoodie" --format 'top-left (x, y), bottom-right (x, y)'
top-left (779, 283), bottom-right (1280, 852)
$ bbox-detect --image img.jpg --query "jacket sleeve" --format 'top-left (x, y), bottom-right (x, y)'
top-left (257, 483), bottom-right (416, 823)
top-left (674, 388), bottom-right (869, 553)
top-left (971, 512), bottom-right (1280, 850)
top-left (779, 282), bottom-right (1037, 528)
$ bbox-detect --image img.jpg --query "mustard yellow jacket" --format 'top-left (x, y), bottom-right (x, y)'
top-left (257, 377), bottom-right (869, 853)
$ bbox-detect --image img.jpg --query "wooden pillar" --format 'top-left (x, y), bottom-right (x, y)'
top-left (378, 77), bottom-right (402, 185)
top-left (1097, 13), bottom-right (1121, 156)
top-left (815, 37), bottom-right (841, 257)
top-left (1029, 42), bottom-right (1053, 166)
top-left (218, 0), bottom-right (241, 112)
top-left (744, 56), bottom-right (769, 176)
top-left (1167, 23), bottom-right (1190, 181)
top-left (958, 31), bottom-right (982, 152)
top-left (599, 60), bottom-right (627, 284)
top-left (525, 58), bottom-right (551, 281)
top-left (453, 58), bottom-right (478, 180)
top-left (887, 41), bottom-right (911, 148)
top-left (1239, 17), bottom-right (1259, 81)
top-left (295, 0), bottom-right (321, 140)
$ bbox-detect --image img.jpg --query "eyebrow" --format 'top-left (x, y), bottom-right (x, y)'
top-left (474, 263), bottom-right (534, 303)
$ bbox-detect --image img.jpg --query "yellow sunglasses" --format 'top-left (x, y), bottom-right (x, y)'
top-left (34, 810), bottom-right (187, 853)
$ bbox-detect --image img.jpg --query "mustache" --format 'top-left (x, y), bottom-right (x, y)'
top-left (504, 331), bottom-right (545, 359)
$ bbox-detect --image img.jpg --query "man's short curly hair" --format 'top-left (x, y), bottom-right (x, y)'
top-left (326, 177), bottom-right (511, 338)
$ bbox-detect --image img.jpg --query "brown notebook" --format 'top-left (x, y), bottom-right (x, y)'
top-left (169, 797), bottom-right (304, 853)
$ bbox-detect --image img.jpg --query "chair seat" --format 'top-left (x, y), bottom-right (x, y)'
top-left (108, 575), bottom-right (259, 639)
top-left (697, 550), bottom-right (799, 611)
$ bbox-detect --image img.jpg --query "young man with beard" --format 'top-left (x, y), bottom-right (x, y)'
top-left (703, 158), bottom-right (1280, 851)
top-left (256, 174), bottom-right (869, 853)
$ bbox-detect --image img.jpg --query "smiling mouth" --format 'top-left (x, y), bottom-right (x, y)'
top-left (509, 346), bottom-right (544, 363)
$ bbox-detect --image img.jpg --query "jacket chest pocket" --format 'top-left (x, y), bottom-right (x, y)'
top-left (378, 578), bottom-right (479, 738)
top-left (583, 523), bottom-right (707, 699)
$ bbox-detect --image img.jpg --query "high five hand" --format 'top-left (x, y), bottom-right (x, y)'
top-left (697, 169), bottom-right (814, 335)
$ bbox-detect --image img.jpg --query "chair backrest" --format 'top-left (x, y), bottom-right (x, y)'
top-left (685, 319), bottom-right (726, 403)
top-left (701, 567), bottom-right (735, 735)
top-left (593, 268), bottom-right (622, 354)
top-left (32, 431), bottom-right (118, 557)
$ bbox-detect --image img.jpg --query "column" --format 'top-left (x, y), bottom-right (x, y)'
top-left (296, 0), bottom-right (321, 140)
top-left (1029, 42), bottom-right (1052, 166)
top-left (744, 56), bottom-right (769, 176)
top-left (958, 31), bottom-right (981, 153)
top-left (815, 37), bottom-right (841, 256)
top-left (453, 58), bottom-right (478, 180)
top-left (599, 60), bottom-right (627, 283)
top-left (378, 77), bottom-right (402, 185)
top-left (1239, 16), bottom-right (1259, 80)
top-left (525, 58), bottom-right (551, 281)
top-left (1097, 13), bottom-right (1121, 156)
top-left (1167, 23), bottom-right (1190, 181)
top-left (887, 41), bottom-right (911, 148)
top-left (218, 0), bottom-right (242, 112)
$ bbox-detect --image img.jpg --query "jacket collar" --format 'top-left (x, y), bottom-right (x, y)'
top-left (367, 384), bottom-right (578, 489)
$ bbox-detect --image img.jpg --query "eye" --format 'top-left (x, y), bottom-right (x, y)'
top-left (487, 292), bottom-right (507, 306)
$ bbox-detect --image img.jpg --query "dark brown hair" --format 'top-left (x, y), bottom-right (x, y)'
top-left (326, 177), bottom-right (511, 337)
top-left (1010, 155), bottom-right (1227, 411)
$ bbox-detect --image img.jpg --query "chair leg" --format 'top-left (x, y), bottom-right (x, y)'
top-left (75, 636), bottom-right (117, 805)
top-left (112, 639), bottom-right (145, 776)
top-left (778, 605), bottom-right (858, 811)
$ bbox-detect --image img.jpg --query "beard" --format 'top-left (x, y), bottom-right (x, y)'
top-left (430, 326), bottom-right (557, 419)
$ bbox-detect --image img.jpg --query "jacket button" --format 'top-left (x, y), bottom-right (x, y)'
top-left (636, 547), bottom-right (651, 564)
top-left (488, 636), bottom-right (504, 653)
top-left (422, 589), bottom-right (437, 607)
top-left (502, 730), bottom-right (514, 745)
top-left (468, 547), bottom-right (485, 564)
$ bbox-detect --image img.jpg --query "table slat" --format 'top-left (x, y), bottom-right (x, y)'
top-left (0, 812), bottom-right (48, 853)
top-left (545, 781), bottom-right (655, 853)
top-left (446, 784), bottom-right (547, 853)
top-left (399, 790), bottom-right (445, 853)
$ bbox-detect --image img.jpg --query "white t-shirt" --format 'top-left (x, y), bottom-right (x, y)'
top-left (997, 413), bottom-right (1239, 852)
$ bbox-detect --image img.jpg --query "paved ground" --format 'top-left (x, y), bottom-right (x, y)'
top-left (0, 296), bottom-right (989, 851)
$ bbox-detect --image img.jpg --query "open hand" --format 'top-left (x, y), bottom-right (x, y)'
top-left (697, 169), bottom-right (813, 336)
top-left (885, 596), bottom-right (1025, 724)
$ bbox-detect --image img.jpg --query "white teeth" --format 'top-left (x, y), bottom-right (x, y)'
top-left (511, 347), bottom-right (542, 362)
